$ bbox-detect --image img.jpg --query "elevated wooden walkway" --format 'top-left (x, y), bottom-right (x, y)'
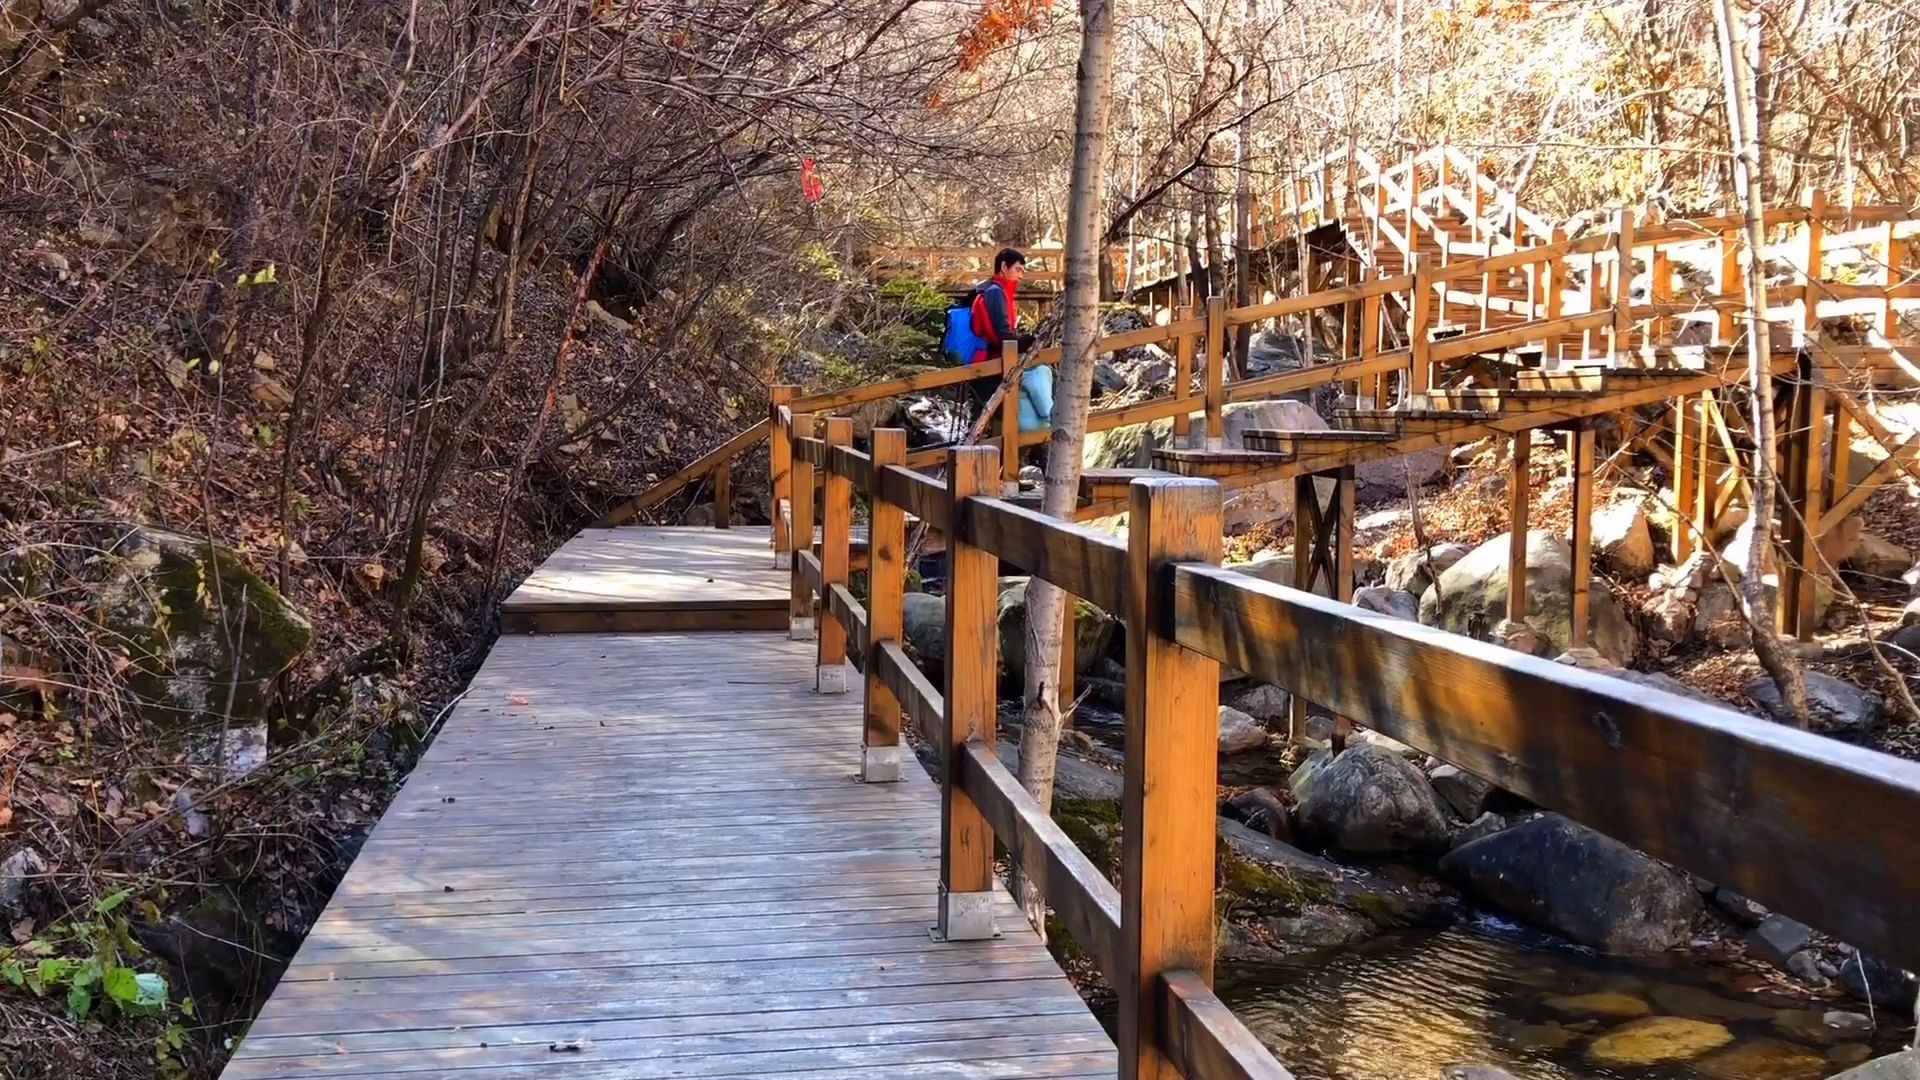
top-left (221, 528), bottom-right (1116, 1079)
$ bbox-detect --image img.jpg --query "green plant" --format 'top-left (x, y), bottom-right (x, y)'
top-left (877, 277), bottom-right (952, 337)
top-left (0, 888), bottom-right (175, 1024)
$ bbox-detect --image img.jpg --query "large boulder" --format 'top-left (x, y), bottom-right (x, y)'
top-left (1744, 671), bottom-right (1881, 733)
top-left (1223, 550), bottom-right (1327, 596)
top-left (1439, 813), bottom-right (1700, 954)
top-left (1084, 400), bottom-right (1330, 532)
top-left (1293, 744), bottom-right (1451, 856)
top-left (1591, 501), bottom-right (1656, 577)
top-left (1720, 519), bottom-right (1835, 626)
top-left (1225, 681), bottom-right (1291, 724)
top-left (1418, 530), bottom-right (1637, 665)
top-left (1353, 585), bottom-right (1418, 620)
top-left (1217, 706), bottom-right (1270, 754)
top-left (94, 527), bottom-right (312, 735)
top-left (1847, 531), bottom-right (1913, 581)
top-left (996, 578), bottom-right (1116, 685)
top-left (1385, 543), bottom-right (1468, 595)
top-left (902, 592), bottom-right (946, 668)
top-left (1826, 1050), bottom-right (1920, 1080)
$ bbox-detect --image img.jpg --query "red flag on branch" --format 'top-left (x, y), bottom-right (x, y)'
top-left (800, 159), bottom-right (825, 204)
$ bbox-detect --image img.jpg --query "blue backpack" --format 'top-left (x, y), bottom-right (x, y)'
top-left (942, 290), bottom-right (983, 366)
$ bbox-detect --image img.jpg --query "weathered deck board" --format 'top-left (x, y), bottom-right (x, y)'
top-left (499, 526), bottom-right (789, 632)
top-left (225, 526), bottom-right (1113, 1079)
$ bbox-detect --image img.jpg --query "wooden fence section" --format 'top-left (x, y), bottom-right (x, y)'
top-left (874, 245), bottom-right (1066, 289)
top-left (778, 424), bottom-right (1920, 1079)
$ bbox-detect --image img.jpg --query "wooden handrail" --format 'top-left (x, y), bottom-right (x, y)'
top-left (788, 426), bottom-right (1920, 1078)
top-left (596, 417), bottom-right (769, 527)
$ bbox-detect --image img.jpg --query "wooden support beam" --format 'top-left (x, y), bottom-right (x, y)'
top-left (1333, 466), bottom-right (1356, 750)
top-left (1651, 246), bottom-right (1673, 347)
top-left (1695, 392), bottom-right (1716, 546)
top-left (712, 461), bottom-right (731, 529)
top-left (788, 412), bottom-right (816, 639)
top-left (1409, 253), bottom-right (1433, 403)
top-left (1800, 190), bottom-right (1827, 349)
top-left (1361, 287), bottom-right (1383, 406)
top-left (769, 386), bottom-right (797, 562)
top-left (1120, 476), bottom-right (1223, 1080)
top-left (937, 447), bottom-right (1000, 942)
top-left (861, 430), bottom-right (908, 781)
top-left (1674, 397), bottom-right (1699, 561)
top-left (1570, 425), bottom-right (1596, 649)
top-left (1508, 434), bottom-right (1531, 626)
top-left (1717, 228), bottom-right (1742, 345)
top-left (1205, 296), bottom-right (1227, 448)
top-left (1544, 227), bottom-right (1567, 364)
top-left (1786, 379), bottom-right (1828, 641)
top-left (1289, 474), bottom-right (1318, 743)
top-left (1830, 401), bottom-right (1852, 516)
top-left (817, 417), bottom-right (853, 693)
top-left (1611, 209), bottom-right (1635, 366)
top-left (1001, 340), bottom-right (1022, 490)
top-left (1173, 304), bottom-right (1198, 445)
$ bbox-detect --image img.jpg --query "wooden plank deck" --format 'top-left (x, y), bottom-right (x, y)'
top-left (500, 526), bottom-right (789, 633)
top-left (224, 528), bottom-right (1115, 1079)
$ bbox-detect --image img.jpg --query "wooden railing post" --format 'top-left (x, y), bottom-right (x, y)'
top-left (1881, 225), bottom-right (1904, 342)
top-left (861, 429), bottom-right (909, 781)
top-left (936, 446), bottom-right (1000, 942)
top-left (713, 462), bottom-right (731, 529)
top-left (1361, 286), bottom-right (1383, 407)
top-left (1204, 296), bottom-right (1226, 450)
top-left (789, 412), bottom-right (816, 641)
top-left (1507, 433), bottom-right (1531, 628)
top-left (1570, 424), bottom-right (1595, 648)
top-left (770, 384), bottom-right (797, 566)
top-left (1544, 228), bottom-right (1567, 365)
top-left (1717, 227), bottom-right (1742, 345)
top-left (1611, 208), bottom-right (1635, 366)
top-left (1120, 476), bottom-right (1223, 1080)
top-left (1799, 190), bottom-right (1826, 349)
top-left (817, 417), bottom-right (853, 692)
top-left (1172, 304), bottom-right (1198, 446)
top-left (1409, 253), bottom-right (1433, 405)
top-left (1650, 245), bottom-right (1673, 348)
top-left (1001, 340), bottom-right (1022, 492)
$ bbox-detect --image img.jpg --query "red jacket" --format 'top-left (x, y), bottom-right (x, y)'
top-left (969, 274), bottom-right (1019, 364)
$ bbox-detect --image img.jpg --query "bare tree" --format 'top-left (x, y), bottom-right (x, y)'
top-left (1015, 0), bottom-right (1116, 932)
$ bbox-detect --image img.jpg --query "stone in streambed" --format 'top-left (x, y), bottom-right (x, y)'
top-left (1293, 744), bottom-right (1449, 856)
top-left (1697, 1038), bottom-right (1830, 1080)
top-left (1542, 992), bottom-right (1652, 1018)
top-left (1586, 1017), bottom-right (1734, 1066)
top-left (1217, 706), bottom-right (1269, 754)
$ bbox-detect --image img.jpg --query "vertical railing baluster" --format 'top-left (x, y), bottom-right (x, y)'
top-left (935, 446), bottom-right (1000, 942)
top-left (1001, 340), bottom-right (1021, 492)
top-left (1173, 304), bottom-right (1198, 447)
top-left (770, 384), bottom-right (796, 567)
top-left (862, 429), bottom-right (908, 782)
top-left (1204, 296), bottom-right (1226, 450)
top-left (788, 412), bottom-right (816, 641)
top-left (817, 417), bottom-right (852, 692)
top-left (1119, 476), bottom-right (1223, 1080)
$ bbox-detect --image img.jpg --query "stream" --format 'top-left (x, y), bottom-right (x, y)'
top-left (1214, 915), bottom-right (1909, 1080)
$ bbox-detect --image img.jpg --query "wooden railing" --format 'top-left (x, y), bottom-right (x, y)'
top-left (872, 245), bottom-right (1066, 288)
top-left (606, 189), bottom-right (1920, 530)
top-left (777, 417), bottom-right (1920, 1080)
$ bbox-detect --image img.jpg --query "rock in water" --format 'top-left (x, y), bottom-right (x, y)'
top-left (1217, 706), bottom-right (1269, 753)
top-left (1294, 744), bottom-right (1450, 856)
top-left (1418, 530), bottom-right (1638, 664)
top-left (1586, 1017), bottom-right (1734, 1066)
top-left (1696, 1038), bottom-right (1829, 1079)
top-left (1428, 764), bottom-right (1493, 820)
top-left (1825, 1049), bottom-right (1920, 1079)
top-left (1592, 500), bottom-right (1657, 576)
top-left (95, 526), bottom-right (312, 735)
top-left (1743, 672), bottom-right (1880, 733)
top-left (1441, 1066), bottom-right (1524, 1080)
top-left (1438, 813), bottom-right (1700, 954)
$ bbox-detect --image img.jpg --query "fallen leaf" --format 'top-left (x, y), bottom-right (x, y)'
top-left (506, 695), bottom-right (530, 707)
top-left (358, 562), bottom-right (387, 587)
top-left (39, 791), bottom-right (75, 817)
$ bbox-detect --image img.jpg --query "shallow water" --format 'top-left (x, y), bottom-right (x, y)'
top-left (1214, 917), bottom-right (1908, 1080)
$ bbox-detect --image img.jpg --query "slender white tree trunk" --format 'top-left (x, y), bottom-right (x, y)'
top-left (1713, 0), bottom-right (1809, 724)
top-left (1015, 0), bottom-right (1115, 932)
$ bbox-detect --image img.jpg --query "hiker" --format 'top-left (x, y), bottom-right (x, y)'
top-left (941, 248), bottom-right (1035, 424)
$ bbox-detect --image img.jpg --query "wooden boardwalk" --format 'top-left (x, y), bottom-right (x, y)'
top-left (223, 527), bottom-right (1115, 1079)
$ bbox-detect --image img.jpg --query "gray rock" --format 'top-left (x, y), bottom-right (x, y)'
top-left (901, 592), bottom-right (946, 668)
top-left (1591, 501), bottom-right (1656, 577)
top-left (1438, 813), bottom-right (1701, 955)
top-left (1418, 530), bottom-right (1638, 665)
top-left (1743, 671), bottom-right (1881, 733)
top-left (1838, 947), bottom-right (1919, 1009)
top-left (1225, 550), bottom-right (1325, 595)
top-left (1787, 950), bottom-right (1828, 982)
top-left (1225, 681), bottom-right (1290, 723)
top-left (1385, 543), bottom-right (1469, 595)
top-left (95, 526), bottom-right (312, 736)
top-left (1218, 706), bottom-right (1269, 754)
top-left (1710, 887), bottom-right (1769, 925)
top-left (1450, 811), bottom-right (1507, 850)
top-left (1287, 748), bottom-right (1334, 802)
top-left (1826, 1049), bottom-right (1920, 1079)
top-left (1846, 530), bottom-right (1912, 581)
top-left (1748, 913), bottom-right (1814, 966)
top-left (1353, 585), bottom-right (1419, 620)
top-left (1223, 787), bottom-right (1290, 838)
top-left (1346, 727), bottom-right (1420, 758)
top-left (997, 578), bottom-right (1116, 685)
top-left (1429, 764), bottom-right (1494, 820)
top-left (1613, 669), bottom-right (1720, 705)
top-left (0, 847), bottom-right (49, 918)
top-left (1720, 519), bottom-right (1835, 625)
top-left (1294, 744), bottom-right (1451, 856)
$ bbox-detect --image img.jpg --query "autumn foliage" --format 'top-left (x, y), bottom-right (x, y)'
top-left (956, 0), bottom-right (1053, 73)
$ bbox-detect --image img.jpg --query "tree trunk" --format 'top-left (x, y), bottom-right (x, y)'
top-left (1014, 0), bottom-right (1115, 934)
top-left (1713, 0), bottom-right (1810, 726)
top-left (1232, 0), bottom-right (1255, 380)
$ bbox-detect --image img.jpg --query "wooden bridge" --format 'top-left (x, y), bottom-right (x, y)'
top-left (222, 416), bottom-right (1920, 1079)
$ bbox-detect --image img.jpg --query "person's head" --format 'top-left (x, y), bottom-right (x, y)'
top-left (994, 247), bottom-right (1027, 282)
